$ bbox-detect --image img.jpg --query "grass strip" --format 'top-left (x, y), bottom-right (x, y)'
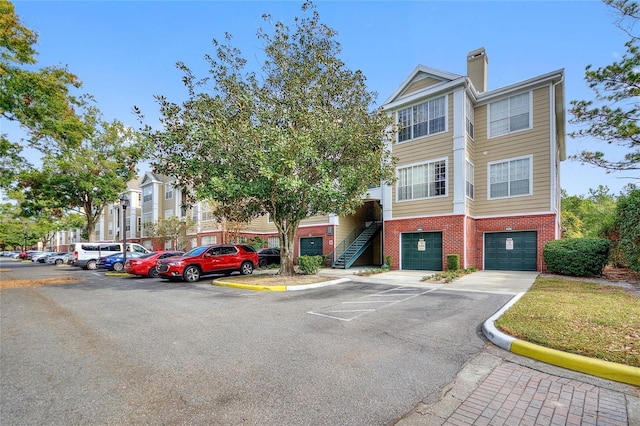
top-left (495, 277), bottom-right (640, 367)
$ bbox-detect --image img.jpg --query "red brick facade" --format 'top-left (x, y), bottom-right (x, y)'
top-left (384, 213), bottom-right (558, 271)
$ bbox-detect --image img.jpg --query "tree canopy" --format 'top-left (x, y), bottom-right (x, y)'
top-left (0, 0), bottom-right (89, 188)
top-left (15, 110), bottom-right (145, 241)
top-left (569, 0), bottom-right (639, 176)
top-left (142, 2), bottom-right (396, 275)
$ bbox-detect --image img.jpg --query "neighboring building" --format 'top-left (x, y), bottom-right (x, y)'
top-left (60, 48), bottom-right (564, 272)
top-left (379, 48), bottom-right (565, 271)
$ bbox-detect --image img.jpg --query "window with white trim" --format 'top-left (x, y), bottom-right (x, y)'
top-left (397, 159), bottom-right (447, 201)
top-left (201, 235), bottom-right (217, 245)
top-left (465, 95), bottom-right (474, 138)
top-left (488, 92), bottom-right (531, 137)
top-left (397, 95), bottom-right (446, 142)
top-left (465, 160), bottom-right (474, 199)
top-left (142, 186), bottom-right (152, 203)
top-left (268, 236), bottom-right (280, 248)
top-left (165, 209), bottom-right (173, 218)
top-left (142, 212), bottom-right (152, 237)
top-left (165, 184), bottom-right (173, 200)
top-left (201, 210), bottom-right (215, 221)
top-left (488, 156), bottom-right (532, 199)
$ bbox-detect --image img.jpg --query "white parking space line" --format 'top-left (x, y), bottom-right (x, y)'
top-left (308, 287), bottom-right (438, 322)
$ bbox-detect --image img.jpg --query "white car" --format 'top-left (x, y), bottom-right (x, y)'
top-left (46, 253), bottom-right (70, 265)
top-left (32, 251), bottom-right (57, 263)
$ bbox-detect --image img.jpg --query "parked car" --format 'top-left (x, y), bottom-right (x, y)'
top-left (24, 251), bottom-right (43, 261)
top-left (257, 248), bottom-right (281, 267)
top-left (70, 242), bottom-right (150, 270)
top-left (33, 251), bottom-right (57, 263)
top-left (156, 244), bottom-right (258, 282)
top-left (97, 252), bottom-right (145, 272)
top-left (46, 252), bottom-right (70, 265)
top-left (124, 250), bottom-right (184, 278)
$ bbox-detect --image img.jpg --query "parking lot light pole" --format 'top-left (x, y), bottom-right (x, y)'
top-left (119, 194), bottom-right (130, 266)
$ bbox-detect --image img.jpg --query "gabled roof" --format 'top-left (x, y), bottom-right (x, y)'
top-left (140, 171), bottom-right (172, 187)
top-left (126, 176), bottom-right (143, 191)
top-left (384, 65), bottom-right (464, 106)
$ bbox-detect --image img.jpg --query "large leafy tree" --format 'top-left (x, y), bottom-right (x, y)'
top-left (144, 216), bottom-right (194, 251)
top-left (616, 185), bottom-right (640, 271)
top-left (569, 0), bottom-right (639, 175)
top-left (142, 2), bottom-right (396, 276)
top-left (16, 111), bottom-right (145, 241)
top-left (0, 0), bottom-right (89, 187)
top-left (561, 186), bottom-right (618, 238)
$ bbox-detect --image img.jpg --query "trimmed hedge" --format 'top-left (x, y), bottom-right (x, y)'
top-left (543, 238), bottom-right (611, 276)
top-left (297, 255), bottom-right (323, 275)
top-left (446, 254), bottom-right (460, 271)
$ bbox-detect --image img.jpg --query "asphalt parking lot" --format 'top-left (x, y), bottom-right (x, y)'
top-left (0, 259), bottom-right (515, 425)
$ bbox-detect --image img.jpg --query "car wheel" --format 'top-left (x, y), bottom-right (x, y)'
top-left (240, 261), bottom-right (254, 275)
top-left (54, 259), bottom-right (62, 265)
top-left (183, 266), bottom-right (200, 282)
top-left (113, 262), bottom-right (124, 272)
top-left (86, 260), bottom-right (97, 270)
top-left (259, 258), bottom-right (267, 268)
top-left (147, 266), bottom-right (159, 278)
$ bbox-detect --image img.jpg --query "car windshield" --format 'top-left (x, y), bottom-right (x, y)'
top-left (138, 252), bottom-right (157, 259)
top-left (183, 246), bottom-right (208, 257)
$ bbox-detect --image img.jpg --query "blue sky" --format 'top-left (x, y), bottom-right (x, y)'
top-left (6, 0), bottom-right (639, 196)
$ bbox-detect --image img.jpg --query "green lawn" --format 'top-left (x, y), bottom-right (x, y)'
top-left (495, 277), bottom-right (640, 367)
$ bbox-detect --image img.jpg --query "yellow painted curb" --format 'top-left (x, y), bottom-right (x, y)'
top-left (213, 281), bottom-right (286, 291)
top-left (104, 272), bottom-right (134, 277)
top-left (511, 339), bottom-right (640, 386)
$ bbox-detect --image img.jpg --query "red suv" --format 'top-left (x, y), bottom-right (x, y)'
top-left (156, 244), bottom-right (258, 282)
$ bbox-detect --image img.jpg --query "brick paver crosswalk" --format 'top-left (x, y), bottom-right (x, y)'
top-left (444, 362), bottom-right (629, 425)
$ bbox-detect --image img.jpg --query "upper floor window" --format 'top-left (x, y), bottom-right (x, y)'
top-left (488, 156), bottom-right (532, 199)
top-left (465, 160), bottom-right (474, 199)
top-left (397, 159), bottom-right (447, 201)
top-left (488, 92), bottom-right (531, 137)
top-left (165, 184), bottom-right (173, 200)
top-left (142, 186), bottom-right (152, 203)
top-left (465, 95), bottom-right (474, 139)
top-left (397, 95), bottom-right (446, 142)
top-left (201, 211), bottom-right (215, 221)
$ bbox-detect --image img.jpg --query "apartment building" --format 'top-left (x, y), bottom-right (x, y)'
top-left (74, 48), bottom-right (564, 272)
top-left (379, 48), bottom-right (565, 271)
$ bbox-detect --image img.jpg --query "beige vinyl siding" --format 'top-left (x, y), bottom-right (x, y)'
top-left (334, 211), bottom-right (364, 247)
top-left (246, 214), bottom-right (278, 233)
top-left (392, 94), bottom-right (454, 217)
top-left (199, 221), bottom-right (219, 232)
top-left (300, 215), bottom-right (330, 226)
top-left (399, 76), bottom-right (443, 98)
top-left (473, 87), bottom-right (552, 216)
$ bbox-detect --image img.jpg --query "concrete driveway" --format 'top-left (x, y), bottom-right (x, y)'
top-left (319, 268), bottom-right (539, 295)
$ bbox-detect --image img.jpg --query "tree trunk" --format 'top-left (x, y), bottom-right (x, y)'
top-left (278, 221), bottom-right (299, 277)
top-left (86, 215), bottom-right (96, 242)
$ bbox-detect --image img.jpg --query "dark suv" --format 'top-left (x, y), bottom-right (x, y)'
top-left (156, 244), bottom-right (258, 282)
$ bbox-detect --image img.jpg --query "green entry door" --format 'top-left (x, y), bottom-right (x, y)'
top-left (300, 237), bottom-right (323, 257)
top-left (484, 231), bottom-right (537, 271)
top-left (401, 232), bottom-right (442, 271)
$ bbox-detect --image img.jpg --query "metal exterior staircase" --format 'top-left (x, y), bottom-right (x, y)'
top-left (332, 221), bottom-right (382, 269)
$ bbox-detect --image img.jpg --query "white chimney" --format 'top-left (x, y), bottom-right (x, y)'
top-left (467, 47), bottom-right (488, 93)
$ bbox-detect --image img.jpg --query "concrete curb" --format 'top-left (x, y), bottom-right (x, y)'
top-left (213, 277), bottom-right (351, 291)
top-left (482, 292), bottom-right (640, 387)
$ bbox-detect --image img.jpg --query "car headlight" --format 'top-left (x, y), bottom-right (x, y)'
top-left (167, 261), bottom-right (183, 266)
